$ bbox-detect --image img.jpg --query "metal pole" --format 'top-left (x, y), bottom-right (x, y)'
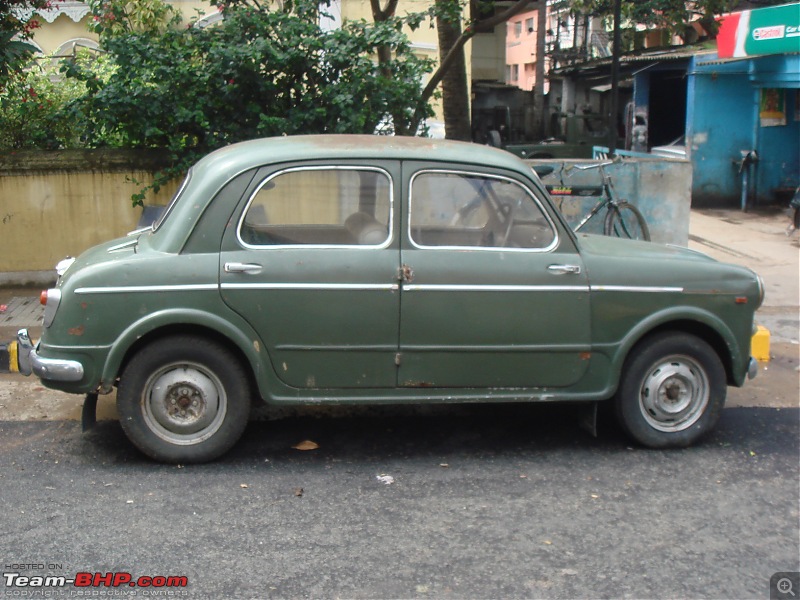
top-left (608, 0), bottom-right (622, 155)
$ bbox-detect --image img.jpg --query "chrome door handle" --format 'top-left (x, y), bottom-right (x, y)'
top-left (548, 264), bottom-right (581, 275)
top-left (224, 262), bottom-right (263, 274)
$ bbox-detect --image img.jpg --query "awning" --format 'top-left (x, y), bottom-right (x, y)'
top-left (717, 3), bottom-right (800, 58)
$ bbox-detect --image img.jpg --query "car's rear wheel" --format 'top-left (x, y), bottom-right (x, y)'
top-left (117, 335), bottom-right (251, 463)
top-left (615, 332), bottom-right (726, 448)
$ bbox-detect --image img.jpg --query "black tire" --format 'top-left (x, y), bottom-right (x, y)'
top-left (614, 332), bottom-right (726, 448)
top-left (117, 335), bottom-right (251, 463)
top-left (486, 130), bottom-right (502, 147)
top-left (604, 202), bottom-right (650, 241)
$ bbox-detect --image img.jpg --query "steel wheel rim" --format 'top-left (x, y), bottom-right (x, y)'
top-left (142, 362), bottom-right (227, 445)
top-left (638, 354), bottom-right (709, 432)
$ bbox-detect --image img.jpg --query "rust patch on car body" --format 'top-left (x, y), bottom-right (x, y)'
top-left (68, 325), bottom-right (85, 336)
top-left (404, 380), bottom-right (434, 387)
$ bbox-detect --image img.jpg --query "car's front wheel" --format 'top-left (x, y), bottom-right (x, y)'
top-left (117, 335), bottom-right (251, 463)
top-left (615, 332), bottom-right (726, 448)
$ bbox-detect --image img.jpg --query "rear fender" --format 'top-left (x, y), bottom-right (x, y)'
top-left (100, 308), bottom-right (268, 394)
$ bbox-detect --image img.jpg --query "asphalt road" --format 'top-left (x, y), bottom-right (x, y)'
top-left (1, 404), bottom-right (798, 599)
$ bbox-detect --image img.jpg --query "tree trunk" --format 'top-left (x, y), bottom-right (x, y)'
top-left (436, 7), bottom-right (471, 141)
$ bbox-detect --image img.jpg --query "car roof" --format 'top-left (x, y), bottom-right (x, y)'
top-left (152, 135), bottom-right (537, 253)
top-left (194, 134), bottom-right (528, 175)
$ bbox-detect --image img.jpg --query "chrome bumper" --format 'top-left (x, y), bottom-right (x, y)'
top-left (16, 329), bottom-right (84, 382)
top-left (747, 357), bottom-right (758, 380)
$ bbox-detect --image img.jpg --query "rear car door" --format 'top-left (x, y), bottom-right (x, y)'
top-left (220, 163), bottom-right (401, 389)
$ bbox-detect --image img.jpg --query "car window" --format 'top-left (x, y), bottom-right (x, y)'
top-left (409, 171), bottom-right (556, 250)
top-left (152, 169), bottom-right (192, 231)
top-left (239, 167), bottom-right (391, 247)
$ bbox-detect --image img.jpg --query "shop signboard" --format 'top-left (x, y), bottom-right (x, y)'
top-left (718, 3), bottom-right (800, 58)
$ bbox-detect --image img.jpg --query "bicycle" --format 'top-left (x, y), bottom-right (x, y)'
top-left (542, 162), bottom-right (651, 241)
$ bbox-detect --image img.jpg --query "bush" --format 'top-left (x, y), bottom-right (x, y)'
top-left (0, 58), bottom-right (82, 149)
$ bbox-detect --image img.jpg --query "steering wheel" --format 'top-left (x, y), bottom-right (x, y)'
top-left (499, 202), bottom-right (518, 247)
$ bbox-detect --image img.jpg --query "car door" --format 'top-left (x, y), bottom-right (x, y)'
top-left (220, 163), bottom-right (401, 389)
top-left (398, 164), bottom-right (592, 388)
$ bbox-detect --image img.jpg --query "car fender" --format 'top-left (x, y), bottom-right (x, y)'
top-left (607, 305), bottom-right (743, 383)
top-left (99, 308), bottom-right (269, 395)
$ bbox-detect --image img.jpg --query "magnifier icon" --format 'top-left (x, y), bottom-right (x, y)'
top-left (778, 578), bottom-right (796, 597)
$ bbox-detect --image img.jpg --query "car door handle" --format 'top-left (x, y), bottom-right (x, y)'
top-left (548, 264), bottom-right (581, 275)
top-left (224, 262), bottom-right (263, 274)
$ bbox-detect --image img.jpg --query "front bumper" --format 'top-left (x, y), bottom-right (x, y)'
top-left (747, 357), bottom-right (758, 380)
top-left (16, 329), bottom-right (84, 382)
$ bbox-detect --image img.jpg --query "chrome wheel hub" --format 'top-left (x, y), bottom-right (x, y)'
top-left (639, 355), bottom-right (709, 432)
top-left (143, 363), bottom-right (227, 445)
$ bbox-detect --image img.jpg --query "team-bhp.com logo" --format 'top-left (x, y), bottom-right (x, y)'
top-left (4, 572), bottom-right (188, 590)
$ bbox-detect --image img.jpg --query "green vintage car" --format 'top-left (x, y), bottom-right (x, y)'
top-left (17, 135), bottom-right (763, 462)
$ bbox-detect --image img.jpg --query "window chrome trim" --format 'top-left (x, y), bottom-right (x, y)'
top-left (236, 165), bottom-right (394, 251)
top-left (153, 169), bottom-right (192, 232)
top-left (408, 169), bottom-right (559, 253)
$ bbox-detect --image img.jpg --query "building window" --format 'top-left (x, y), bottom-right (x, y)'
top-left (514, 21), bottom-right (522, 37)
top-left (511, 64), bottom-right (519, 81)
top-left (525, 18), bottom-right (534, 34)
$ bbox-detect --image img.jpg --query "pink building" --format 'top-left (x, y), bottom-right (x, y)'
top-left (505, 10), bottom-right (539, 91)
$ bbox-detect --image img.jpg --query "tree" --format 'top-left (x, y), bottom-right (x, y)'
top-left (407, 0), bottom-right (535, 139)
top-left (0, 0), bottom-right (50, 83)
top-left (65, 0), bottom-right (434, 203)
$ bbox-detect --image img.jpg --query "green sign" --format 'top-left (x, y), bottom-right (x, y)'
top-left (745, 3), bottom-right (800, 56)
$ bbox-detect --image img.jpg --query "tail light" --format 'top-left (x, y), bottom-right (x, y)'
top-left (42, 289), bottom-right (62, 328)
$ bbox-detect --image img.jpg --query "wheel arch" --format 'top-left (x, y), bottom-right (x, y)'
top-left (100, 309), bottom-right (267, 398)
top-left (612, 310), bottom-right (742, 387)
top-left (634, 320), bottom-right (734, 383)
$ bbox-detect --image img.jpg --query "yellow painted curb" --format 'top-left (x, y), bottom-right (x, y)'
top-left (9, 341), bottom-right (19, 372)
top-left (751, 325), bottom-right (770, 362)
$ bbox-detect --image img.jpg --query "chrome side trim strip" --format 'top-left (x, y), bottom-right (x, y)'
top-left (74, 283), bottom-right (683, 294)
top-left (75, 284), bottom-right (218, 294)
top-left (108, 239), bottom-right (139, 252)
top-left (403, 284), bottom-right (589, 292)
top-left (590, 285), bottom-right (684, 293)
top-left (222, 283), bottom-right (399, 291)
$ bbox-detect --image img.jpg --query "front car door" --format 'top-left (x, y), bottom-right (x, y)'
top-left (220, 163), bottom-right (400, 389)
top-left (398, 164), bottom-right (592, 388)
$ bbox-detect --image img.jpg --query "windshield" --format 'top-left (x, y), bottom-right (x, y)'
top-left (153, 170), bottom-right (192, 231)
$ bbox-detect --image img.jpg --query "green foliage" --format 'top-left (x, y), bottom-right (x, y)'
top-left (86, 0), bottom-right (180, 37)
top-left (0, 53), bottom-right (105, 149)
top-left (63, 0), bottom-right (434, 204)
top-left (1, 0), bottom-right (51, 83)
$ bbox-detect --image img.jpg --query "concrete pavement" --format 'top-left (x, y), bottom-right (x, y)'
top-left (0, 207), bottom-right (798, 420)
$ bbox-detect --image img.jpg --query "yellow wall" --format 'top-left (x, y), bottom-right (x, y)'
top-left (0, 166), bottom-right (178, 273)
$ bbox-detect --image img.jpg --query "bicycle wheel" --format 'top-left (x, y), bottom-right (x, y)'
top-left (604, 202), bottom-right (650, 241)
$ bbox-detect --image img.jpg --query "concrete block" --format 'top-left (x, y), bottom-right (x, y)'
top-left (751, 325), bottom-right (771, 362)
